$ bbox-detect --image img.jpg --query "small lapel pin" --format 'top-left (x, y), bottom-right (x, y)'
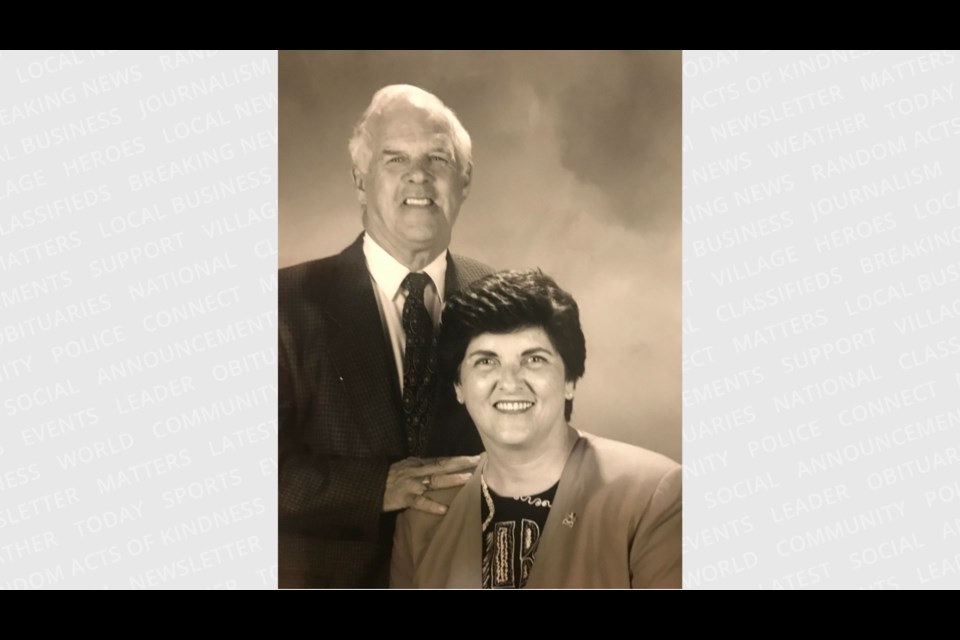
top-left (562, 512), bottom-right (576, 528)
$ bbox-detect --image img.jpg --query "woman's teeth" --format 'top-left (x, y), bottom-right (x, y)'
top-left (495, 401), bottom-right (533, 412)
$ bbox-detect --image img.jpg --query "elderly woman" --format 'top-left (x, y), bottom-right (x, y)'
top-left (390, 269), bottom-right (681, 588)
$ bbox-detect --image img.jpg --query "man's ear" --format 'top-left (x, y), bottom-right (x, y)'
top-left (461, 163), bottom-right (472, 199)
top-left (352, 167), bottom-right (366, 206)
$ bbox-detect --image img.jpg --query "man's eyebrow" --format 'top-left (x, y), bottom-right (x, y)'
top-left (381, 147), bottom-right (451, 155)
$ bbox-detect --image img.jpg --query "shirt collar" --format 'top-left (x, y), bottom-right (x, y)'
top-left (362, 233), bottom-right (448, 302)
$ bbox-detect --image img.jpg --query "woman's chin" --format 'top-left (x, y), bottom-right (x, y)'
top-left (480, 424), bottom-right (544, 450)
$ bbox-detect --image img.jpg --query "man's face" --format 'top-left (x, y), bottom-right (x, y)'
top-left (356, 104), bottom-right (471, 262)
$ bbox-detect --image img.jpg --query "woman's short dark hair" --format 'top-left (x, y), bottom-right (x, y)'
top-left (438, 269), bottom-right (586, 421)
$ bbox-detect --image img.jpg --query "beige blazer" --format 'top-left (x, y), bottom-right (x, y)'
top-left (390, 431), bottom-right (682, 589)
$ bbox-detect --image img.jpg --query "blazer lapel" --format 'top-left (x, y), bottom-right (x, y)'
top-left (325, 236), bottom-right (404, 454)
top-left (419, 464), bottom-right (484, 588)
top-left (417, 438), bottom-right (588, 588)
top-left (524, 434), bottom-right (588, 588)
top-left (421, 440), bottom-right (588, 589)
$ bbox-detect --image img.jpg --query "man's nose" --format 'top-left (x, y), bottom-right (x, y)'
top-left (404, 157), bottom-right (432, 184)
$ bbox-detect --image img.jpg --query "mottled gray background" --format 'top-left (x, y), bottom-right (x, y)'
top-left (279, 50), bottom-right (681, 461)
top-left (1, 50), bottom-right (276, 589)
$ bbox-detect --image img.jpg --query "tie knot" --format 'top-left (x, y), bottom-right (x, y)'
top-left (402, 272), bottom-right (432, 298)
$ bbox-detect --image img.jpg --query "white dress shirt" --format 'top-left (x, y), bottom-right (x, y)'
top-left (362, 233), bottom-right (447, 393)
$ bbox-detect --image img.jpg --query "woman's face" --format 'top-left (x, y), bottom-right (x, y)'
top-left (454, 326), bottom-right (574, 451)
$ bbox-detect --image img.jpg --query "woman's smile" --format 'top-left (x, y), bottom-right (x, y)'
top-left (493, 400), bottom-right (535, 413)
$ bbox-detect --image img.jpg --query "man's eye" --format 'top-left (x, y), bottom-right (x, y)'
top-left (387, 156), bottom-right (405, 164)
top-left (430, 155), bottom-right (449, 163)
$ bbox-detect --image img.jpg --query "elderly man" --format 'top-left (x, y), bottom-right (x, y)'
top-left (279, 85), bottom-right (493, 588)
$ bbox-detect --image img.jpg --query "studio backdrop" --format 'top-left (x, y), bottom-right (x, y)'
top-left (279, 50), bottom-right (681, 461)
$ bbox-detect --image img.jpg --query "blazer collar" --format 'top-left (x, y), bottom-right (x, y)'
top-left (420, 433), bottom-right (589, 588)
top-left (362, 233), bottom-right (449, 305)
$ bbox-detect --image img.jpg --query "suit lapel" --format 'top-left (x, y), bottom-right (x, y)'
top-left (326, 236), bottom-right (404, 454)
top-left (319, 245), bottom-right (483, 457)
top-left (445, 253), bottom-right (461, 298)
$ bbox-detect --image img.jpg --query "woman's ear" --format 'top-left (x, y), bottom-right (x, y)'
top-left (564, 381), bottom-right (575, 400)
top-left (454, 382), bottom-right (464, 405)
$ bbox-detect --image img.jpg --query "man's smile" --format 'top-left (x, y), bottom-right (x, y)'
top-left (403, 197), bottom-right (435, 206)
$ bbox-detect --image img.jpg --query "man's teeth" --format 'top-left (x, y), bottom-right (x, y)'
top-left (495, 401), bottom-right (533, 411)
top-left (404, 197), bottom-right (433, 206)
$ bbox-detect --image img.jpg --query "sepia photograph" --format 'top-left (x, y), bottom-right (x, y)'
top-left (277, 50), bottom-right (681, 588)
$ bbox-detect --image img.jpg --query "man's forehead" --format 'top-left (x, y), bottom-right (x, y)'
top-left (374, 105), bottom-right (454, 144)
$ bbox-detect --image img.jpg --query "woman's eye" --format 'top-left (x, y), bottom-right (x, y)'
top-left (476, 358), bottom-right (495, 366)
top-left (526, 356), bottom-right (546, 365)
top-left (387, 156), bottom-right (405, 164)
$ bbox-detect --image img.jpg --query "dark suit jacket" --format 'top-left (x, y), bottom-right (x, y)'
top-left (278, 235), bottom-right (492, 588)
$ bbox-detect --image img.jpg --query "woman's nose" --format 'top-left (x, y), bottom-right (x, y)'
top-left (497, 364), bottom-right (524, 391)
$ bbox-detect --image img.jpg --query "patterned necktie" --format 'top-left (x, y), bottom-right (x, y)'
top-left (401, 272), bottom-right (436, 456)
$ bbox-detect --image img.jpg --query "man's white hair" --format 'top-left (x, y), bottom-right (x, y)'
top-left (348, 84), bottom-right (473, 178)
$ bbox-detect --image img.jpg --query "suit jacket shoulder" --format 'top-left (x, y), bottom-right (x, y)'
top-left (448, 252), bottom-right (494, 288)
top-left (279, 244), bottom-right (361, 321)
top-left (568, 432), bottom-right (682, 588)
top-left (279, 244), bottom-right (493, 313)
top-left (575, 432), bottom-right (680, 503)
